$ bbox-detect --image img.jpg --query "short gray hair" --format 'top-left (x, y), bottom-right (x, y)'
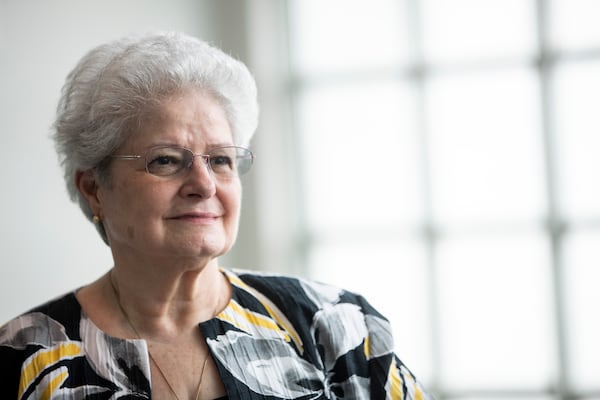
top-left (53, 31), bottom-right (259, 239)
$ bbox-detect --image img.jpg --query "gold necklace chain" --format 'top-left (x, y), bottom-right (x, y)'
top-left (109, 270), bottom-right (216, 400)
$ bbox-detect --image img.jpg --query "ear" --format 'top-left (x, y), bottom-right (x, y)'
top-left (75, 169), bottom-right (103, 217)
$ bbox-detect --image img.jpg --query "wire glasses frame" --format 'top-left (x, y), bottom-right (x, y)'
top-left (110, 145), bottom-right (254, 178)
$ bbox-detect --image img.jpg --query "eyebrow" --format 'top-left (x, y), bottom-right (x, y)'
top-left (142, 142), bottom-right (236, 152)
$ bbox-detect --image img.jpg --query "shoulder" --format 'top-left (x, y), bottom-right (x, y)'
top-left (223, 268), bottom-right (389, 340)
top-left (219, 269), bottom-right (433, 399)
top-left (226, 269), bottom-right (395, 349)
top-left (1, 292), bottom-right (153, 399)
top-left (0, 291), bottom-right (82, 348)
top-left (227, 268), bottom-right (385, 316)
top-left (0, 292), bottom-right (83, 398)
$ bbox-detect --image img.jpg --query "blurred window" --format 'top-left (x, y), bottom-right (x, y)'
top-left (287, 0), bottom-right (600, 399)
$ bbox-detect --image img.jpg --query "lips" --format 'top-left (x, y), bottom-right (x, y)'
top-left (168, 212), bottom-right (220, 221)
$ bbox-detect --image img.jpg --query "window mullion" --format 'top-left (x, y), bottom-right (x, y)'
top-left (535, 0), bottom-right (569, 398)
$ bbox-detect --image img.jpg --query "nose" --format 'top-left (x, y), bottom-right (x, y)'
top-left (180, 154), bottom-right (216, 198)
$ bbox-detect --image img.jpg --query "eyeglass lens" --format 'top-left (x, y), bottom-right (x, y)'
top-left (145, 146), bottom-right (252, 177)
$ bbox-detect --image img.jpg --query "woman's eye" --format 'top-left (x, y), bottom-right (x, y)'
top-left (146, 149), bottom-right (186, 175)
top-left (210, 155), bottom-right (233, 169)
top-left (151, 155), bottom-right (179, 165)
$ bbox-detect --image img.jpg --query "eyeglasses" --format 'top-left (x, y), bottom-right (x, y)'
top-left (110, 145), bottom-right (254, 178)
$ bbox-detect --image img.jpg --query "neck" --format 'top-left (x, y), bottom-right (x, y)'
top-left (108, 267), bottom-right (220, 400)
top-left (108, 260), bottom-right (228, 340)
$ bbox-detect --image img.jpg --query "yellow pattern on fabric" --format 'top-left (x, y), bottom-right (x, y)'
top-left (388, 361), bottom-right (404, 400)
top-left (413, 378), bottom-right (424, 400)
top-left (18, 342), bottom-right (81, 399)
top-left (397, 363), bottom-right (424, 400)
top-left (226, 271), bottom-right (304, 352)
top-left (415, 387), bottom-right (424, 400)
top-left (364, 335), bottom-right (371, 358)
top-left (41, 370), bottom-right (68, 400)
top-left (222, 300), bottom-right (291, 342)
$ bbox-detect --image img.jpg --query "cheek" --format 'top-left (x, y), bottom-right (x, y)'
top-left (231, 183), bottom-right (243, 213)
top-left (222, 183), bottom-right (242, 225)
top-left (98, 179), bottom-right (149, 239)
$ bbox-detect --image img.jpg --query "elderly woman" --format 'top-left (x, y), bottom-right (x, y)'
top-left (0, 32), bottom-right (430, 400)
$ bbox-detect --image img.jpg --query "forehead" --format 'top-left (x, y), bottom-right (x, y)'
top-left (129, 89), bottom-right (233, 147)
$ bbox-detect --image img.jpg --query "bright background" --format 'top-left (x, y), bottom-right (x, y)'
top-left (1, 1), bottom-right (599, 399)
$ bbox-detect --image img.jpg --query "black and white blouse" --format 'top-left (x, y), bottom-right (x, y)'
top-left (0, 268), bottom-right (431, 400)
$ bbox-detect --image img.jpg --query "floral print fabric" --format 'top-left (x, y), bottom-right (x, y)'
top-left (0, 269), bottom-right (431, 399)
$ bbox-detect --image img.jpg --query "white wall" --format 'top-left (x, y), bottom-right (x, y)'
top-left (0, 0), bottom-right (262, 322)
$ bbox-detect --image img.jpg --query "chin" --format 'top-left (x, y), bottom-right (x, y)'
top-left (183, 236), bottom-right (233, 259)
top-left (162, 228), bottom-right (236, 259)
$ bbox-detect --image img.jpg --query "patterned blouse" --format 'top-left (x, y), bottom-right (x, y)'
top-left (0, 269), bottom-right (431, 399)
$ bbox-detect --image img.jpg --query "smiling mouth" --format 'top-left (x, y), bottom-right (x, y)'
top-left (169, 213), bottom-right (220, 222)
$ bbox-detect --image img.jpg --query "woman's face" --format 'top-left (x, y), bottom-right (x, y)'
top-left (95, 90), bottom-right (242, 263)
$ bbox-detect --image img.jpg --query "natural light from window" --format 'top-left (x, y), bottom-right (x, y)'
top-left (287, 0), bottom-right (600, 398)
